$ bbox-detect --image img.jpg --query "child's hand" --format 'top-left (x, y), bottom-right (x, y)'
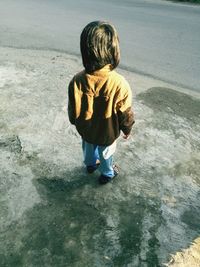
top-left (122, 134), bottom-right (130, 140)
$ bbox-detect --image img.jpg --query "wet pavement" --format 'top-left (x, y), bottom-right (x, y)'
top-left (0, 47), bottom-right (200, 267)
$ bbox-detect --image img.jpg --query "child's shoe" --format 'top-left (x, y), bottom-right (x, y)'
top-left (87, 165), bottom-right (98, 173)
top-left (86, 161), bottom-right (100, 173)
top-left (98, 165), bottom-right (119, 184)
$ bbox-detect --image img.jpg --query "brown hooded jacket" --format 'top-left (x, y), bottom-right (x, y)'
top-left (68, 65), bottom-right (135, 146)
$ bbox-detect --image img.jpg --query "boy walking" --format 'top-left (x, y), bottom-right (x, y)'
top-left (68, 21), bottom-right (135, 184)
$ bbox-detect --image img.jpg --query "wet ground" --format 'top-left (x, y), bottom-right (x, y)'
top-left (0, 47), bottom-right (200, 267)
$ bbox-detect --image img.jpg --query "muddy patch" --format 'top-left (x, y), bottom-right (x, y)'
top-left (137, 87), bottom-right (200, 121)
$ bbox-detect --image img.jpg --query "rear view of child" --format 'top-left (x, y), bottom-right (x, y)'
top-left (68, 21), bottom-right (135, 184)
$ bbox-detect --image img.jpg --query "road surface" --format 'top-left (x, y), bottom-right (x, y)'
top-left (0, 0), bottom-right (200, 91)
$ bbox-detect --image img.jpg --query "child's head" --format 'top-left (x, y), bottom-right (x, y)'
top-left (80, 21), bottom-right (120, 73)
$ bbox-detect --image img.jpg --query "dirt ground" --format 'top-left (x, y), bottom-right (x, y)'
top-left (0, 47), bottom-right (200, 267)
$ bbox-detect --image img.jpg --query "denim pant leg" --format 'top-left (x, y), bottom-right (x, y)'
top-left (82, 140), bottom-right (99, 167)
top-left (98, 142), bottom-right (116, 178)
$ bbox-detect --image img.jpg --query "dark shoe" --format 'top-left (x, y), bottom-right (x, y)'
top-left (98, 165), bottom-right (119, 184)
top-left (98, 175), bottom-right (112, 184)
top-left (86, 162), bottom-right (100, 174)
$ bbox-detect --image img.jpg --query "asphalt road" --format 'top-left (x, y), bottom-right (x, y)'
top-left (0, 0), bottom-right (200, 91)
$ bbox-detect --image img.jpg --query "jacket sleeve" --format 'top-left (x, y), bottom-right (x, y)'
top-left (116, 81), bottom-right (135, 135)
top-left (68, 79), bottom-right (76, 125)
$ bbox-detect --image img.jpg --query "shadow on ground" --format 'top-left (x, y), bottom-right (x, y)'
top-left (0, 149), bottom-right (163, 267)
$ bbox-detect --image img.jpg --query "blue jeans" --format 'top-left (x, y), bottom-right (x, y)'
top-left (82, 140), bottom-right (116, 178)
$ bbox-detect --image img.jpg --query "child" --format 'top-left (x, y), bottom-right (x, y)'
top-left (68, 21), bottom-right (135, 184)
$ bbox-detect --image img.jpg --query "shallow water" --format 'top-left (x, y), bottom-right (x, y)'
top-left (0, 48), bottom-right (200, 267)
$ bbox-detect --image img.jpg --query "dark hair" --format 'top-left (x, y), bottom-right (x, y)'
top-left (80, 21), bottom-right (120, 73)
